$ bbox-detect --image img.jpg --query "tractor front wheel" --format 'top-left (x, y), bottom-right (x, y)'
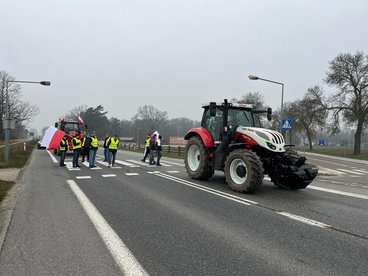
top-left (224, 149), bottom-right (264, 193)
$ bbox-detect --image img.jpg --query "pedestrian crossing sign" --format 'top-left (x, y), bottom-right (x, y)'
top-left (281, 119), bottom-right (292, 131)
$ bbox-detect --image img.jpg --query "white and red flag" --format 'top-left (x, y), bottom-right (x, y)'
top-left (41, 126), bottom-right (66, 150)
top-left (77, 116), bottom-right (85, 125)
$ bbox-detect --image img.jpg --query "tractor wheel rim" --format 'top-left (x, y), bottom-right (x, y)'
top-left (229, 158), bottom-right (247, 185)
top-left (188, 144), bottom-right (200, 171)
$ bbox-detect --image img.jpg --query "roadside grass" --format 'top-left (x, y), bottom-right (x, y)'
top-left (0, 140), bottom-right (36, 204)
top-left (0, 180), bottom-right (14, 203)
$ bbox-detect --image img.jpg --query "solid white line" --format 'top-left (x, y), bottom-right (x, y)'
top-left (102, 174), bottom-right (117, 178)
top-left (351, 169), bottom-right (368, 173)
top-left (67, 180), bottom-right (148, 275)
top-left (277, 211), bottom-right (331, 228)
top-left (155, 172), bottom-right (258, 205)
top-left (47, 150), bottom-right (58, 163)
top-left (76, 176), bottom-right (91, 179)
top-left (125, 173), bottom-right (139, 176)
top-left (307, 185), bottom-right (368, 200)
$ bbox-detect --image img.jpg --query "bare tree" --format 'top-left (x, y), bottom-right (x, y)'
top-left (132, 105), bottom-right (168, 133)
top-left (67, 105), bottom-right (88, 120)
top-left (231, 91), bottom-right (265, 109)
top-left (287, 87), bottom-right (327, 149)
top-left (0, 70), bottom-right (40, 137)
top-left (311, 51), bottom-right (368, 154)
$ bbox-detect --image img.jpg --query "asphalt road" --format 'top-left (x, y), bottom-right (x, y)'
top-left (0, 149), bottom-right (367, 275)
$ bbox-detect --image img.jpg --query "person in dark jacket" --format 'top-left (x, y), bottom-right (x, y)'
top-left (156, 135), bottom-right (162, 166)
top-left (103, 133), bottom-right (109, 162)
top-left (81, 132), bottom-right (91, 162)
top-left (149, 134), bottom-right (157, 165)
top-left (107, 134), bottom-right (120, 167)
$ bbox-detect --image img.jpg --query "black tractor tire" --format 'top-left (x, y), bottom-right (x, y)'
top-left (184, 136), bottom-right (214, 180)
top-left (224, 149), bottom-right (264, 193)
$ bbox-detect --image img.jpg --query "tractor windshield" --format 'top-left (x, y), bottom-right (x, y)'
top-left (228, 108), bottom-right (254, 128)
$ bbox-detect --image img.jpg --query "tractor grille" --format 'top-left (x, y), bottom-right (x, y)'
top-left (268, 131), bottom-right (284, 145)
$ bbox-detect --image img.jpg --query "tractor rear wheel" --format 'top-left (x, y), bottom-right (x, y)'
top-left (185, 136), bottom-right (214, 180)
top-left (224, 149), bottom-right (264, 193)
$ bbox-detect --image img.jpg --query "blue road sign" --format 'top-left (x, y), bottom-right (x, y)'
top-left (319, 139), bottom-right (325, 146)
top-left (281, 119), bottom-right (292, 131)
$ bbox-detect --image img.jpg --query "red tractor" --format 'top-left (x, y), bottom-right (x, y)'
top-left (184, 99), bottom-right (318, 193)
top-left (54, 120), bottom-right (86, 154)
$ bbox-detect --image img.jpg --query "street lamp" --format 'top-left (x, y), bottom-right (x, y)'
top-left (248, 75), bottom-right (284, 120)
top-left (3, 79), bottom-right (51, 161)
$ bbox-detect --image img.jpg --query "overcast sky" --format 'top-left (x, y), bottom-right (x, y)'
top-left (1, 0), bottom-right (367, 133)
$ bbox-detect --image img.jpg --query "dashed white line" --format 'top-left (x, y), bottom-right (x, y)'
top-left (125, 173), bottom-right (139, 176)
top-left (76, 176), bottom-right (92, 179)
top-left (102, 174), bottom-right (117, 178)
top-left (67, 180), bottom-right (148, 275)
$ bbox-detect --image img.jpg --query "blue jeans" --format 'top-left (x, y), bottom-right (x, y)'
top-left (59, 151), bottom-right (66, 166)
top-left (149, 149), bottom-right (155, 164)
top-left (109, 150), bottom-right (117, 166)
top-left (89, 149), bottom-right (97, 167)
top-left (156, 150), bottom-right (161, 165)
top-left (104, 147), bottom-right (109, 161)
top-left (73, 149), bottom-right (80, 167)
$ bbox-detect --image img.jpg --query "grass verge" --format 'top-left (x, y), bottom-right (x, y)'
top-left (0, 140), bottom-right (36, 204)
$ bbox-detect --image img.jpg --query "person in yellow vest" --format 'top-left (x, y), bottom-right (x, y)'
top-left (141, 134), bottom-right (151, 162)
top-left (107, 134), bottom-right (119, 167)
top-left (72, 133), bottom-right (82, 168)
top-left (89, 131), bottom-right (98, 168)
top-left (59, 135), bottom-right (68, 167)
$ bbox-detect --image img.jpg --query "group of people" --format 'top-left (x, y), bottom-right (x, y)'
top-left (58, 131), bottom-right (120, 168)
top-left (141, 133), bottom-right (162, 166)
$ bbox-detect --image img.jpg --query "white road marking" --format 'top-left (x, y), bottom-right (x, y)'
top-left (277, 212), bottom-right (331, 228)
top-left (154, 172), bottom-right (257, 206)
top-left (81, 163), bottom-right (102, 170)
top-left (47, 150), bottom-right (58, 163)
top-left (157, 162), bottom-right (172, 167)
top-left (102, 174), bottom-right (117, 178)
top-left (158, 160), bottom-right (185, 167)
top-left (127, 159), bottom-right (150, 167)
top-left (338, 169), bottom-right (365, 175)
top-left (115, 160), bottom-right (140, 168)
top-left (125, 173), bottom-right (139, 176)
top-left (166, 171), bottom-right (180, 174)
top-left (351, 169), bottom-right (368, 173)
top-left (147, 171), bottom-right (160, 174)
top-left (307, 186), bottom-right (368, 200)
top-left (76, 176), bottom-right (91, 179)
top-left (67, 180), bottom-right (148, 276)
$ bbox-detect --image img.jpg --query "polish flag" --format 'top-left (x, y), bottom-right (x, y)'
top-left (41, 126), bottom-right (66, 150)
top-left (77, 116), bottom-right (85, 125)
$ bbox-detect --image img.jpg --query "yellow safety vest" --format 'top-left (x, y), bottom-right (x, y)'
top-left (72, 137), bottom-right (81, 150)
top-left (145, 138), bottom-right (150, 147)
top-left (109, 138), bottom-right (119, 150)
top-left (59, 140), bottom-right (68, 151)
top-left (91, 137), bottom-right (98, 148)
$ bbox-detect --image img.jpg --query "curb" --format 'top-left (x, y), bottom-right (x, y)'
top-left (0, 168), bottom-right (24, 252)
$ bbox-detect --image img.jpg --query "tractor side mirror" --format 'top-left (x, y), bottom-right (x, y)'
top-left (267, 107), bottom-right (272, 121)
top-left (55, 122), bottom-right (58, 128)
top-left (209, 102), bottom-right (216, 117)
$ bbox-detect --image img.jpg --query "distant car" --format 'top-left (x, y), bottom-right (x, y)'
top-left (37, 139), bottom-right (46, 149)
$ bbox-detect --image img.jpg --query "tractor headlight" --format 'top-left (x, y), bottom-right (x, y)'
top-left (266, 142), bottom-right (276, 150)
top-left (255, 131), bottom-right (270, 141)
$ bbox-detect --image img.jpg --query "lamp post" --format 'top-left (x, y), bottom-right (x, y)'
top-left (248, 75), bottom-right (284, 121)
top-left (3, 80), bottom-right (51, 162)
